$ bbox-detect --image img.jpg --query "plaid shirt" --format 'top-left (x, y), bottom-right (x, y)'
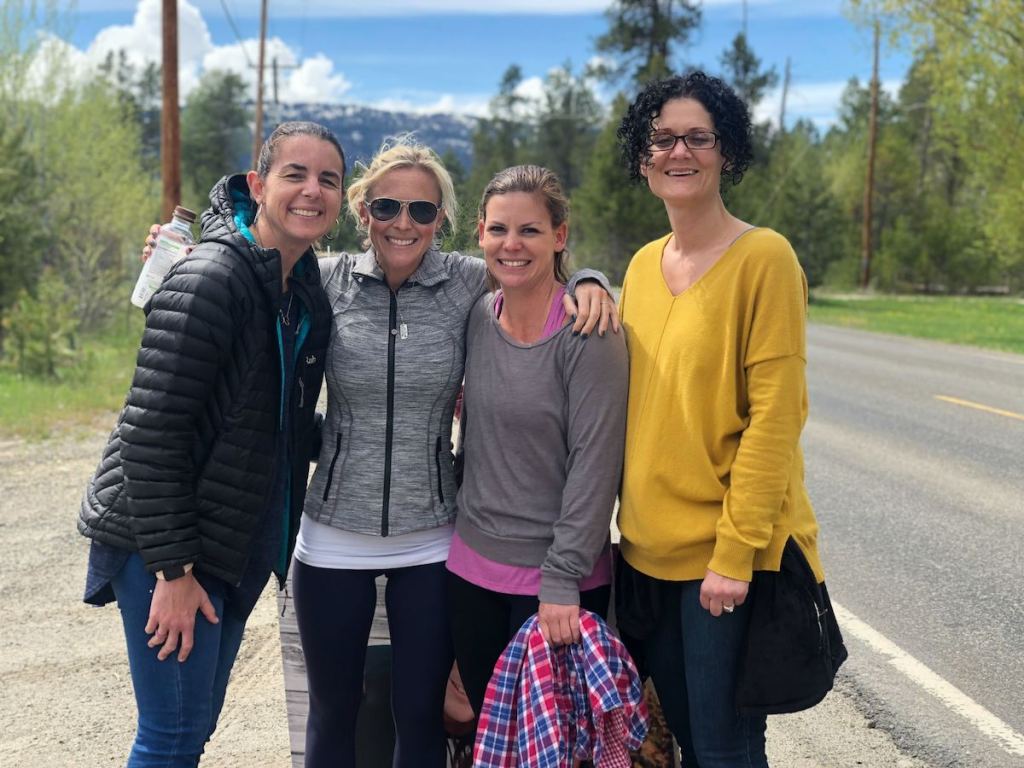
top-left (474, 610), bottom-right (649, 767)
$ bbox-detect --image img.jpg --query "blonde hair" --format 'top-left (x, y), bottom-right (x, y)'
top-left (346, 136), bottom-right (458, 241)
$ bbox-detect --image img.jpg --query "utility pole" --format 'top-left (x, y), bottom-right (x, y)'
top-left (252, 0), bottom-right (268, 168)
top-left (778, 57), bottom-right (791, 131)
top-left (860, 19), bottom-right (881, 290)
top-left (160, 0), bottom-right (181, 222)
top-left (271, 56), bottom-right (300, 104)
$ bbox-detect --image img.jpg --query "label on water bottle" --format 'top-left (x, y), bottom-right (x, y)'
top-left (130, 231), bottom-right (192, 308)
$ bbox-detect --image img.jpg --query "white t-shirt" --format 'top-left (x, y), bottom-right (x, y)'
top-left (294, 512), bottom-right (453, 569)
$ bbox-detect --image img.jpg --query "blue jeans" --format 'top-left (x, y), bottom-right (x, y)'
top-left (112, 553), bottom-right (248, 768)
top-left (644, 579), bottom-right (768, 768)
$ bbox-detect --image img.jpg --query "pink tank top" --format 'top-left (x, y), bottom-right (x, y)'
top-left (446, 285), bottom-right (613, 596)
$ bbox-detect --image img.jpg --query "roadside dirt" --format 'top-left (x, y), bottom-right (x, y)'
top-left (0, 429), bottom-right (290, 768)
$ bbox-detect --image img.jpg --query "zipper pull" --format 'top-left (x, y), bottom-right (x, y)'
top-left (298, 377), bottom-right (305, 408)
top-left (400, 322), bottom-right (408, 340)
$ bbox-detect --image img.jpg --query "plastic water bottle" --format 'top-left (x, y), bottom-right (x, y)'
top-left (130, 206), bottom-right (197, 308)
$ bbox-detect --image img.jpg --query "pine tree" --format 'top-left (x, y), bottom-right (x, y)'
top-left (573, 96), bottom-right (668, 283)
top-left (595, 0), bottom-right (701, 85)
top-left (181, 70), bottom-right (252, 209)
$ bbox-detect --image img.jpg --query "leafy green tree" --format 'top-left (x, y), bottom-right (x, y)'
top-left (97, 50), bottom-right (161, 172)
top-left (452, 66), bottom-right (533, 253)
top-left (181, 70), bottom-right (251, 210)
top-left (595, 0), bottom-right (702, 85)
top-left (2, 267), bottom-right (78, 378)
top-left (849, 0), bottom-right (1024, 288)
top-left (33, 77), bottom-right (158, 329)
top-left (0, 0), bottom-right (156, 375)
top-left (529, 63), bottom-right (604, 194)
top-left (727, 121), bottom-right (847, 287)
top-left (0, 116), bottom-right (46, 320)
top-left (469, 65), bottom-right (530, 181)
top-left (572, 95), bottom-right (668, 283)
top-left (719, 32), bottom-right (778, 108)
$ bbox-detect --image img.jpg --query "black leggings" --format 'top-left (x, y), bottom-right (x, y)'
top-left (292, 559), bottom-right (453, 768)
top-left (446, 571), bottom-right (611, 717)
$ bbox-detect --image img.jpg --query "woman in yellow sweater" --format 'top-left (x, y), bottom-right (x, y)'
top-left (614, 71), bottom-right (826, 766)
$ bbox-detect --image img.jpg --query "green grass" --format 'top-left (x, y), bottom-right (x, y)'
top-left (0, 317), bottom-right (143, 440)
top-left (809, 294), bottom-right (1024, 355)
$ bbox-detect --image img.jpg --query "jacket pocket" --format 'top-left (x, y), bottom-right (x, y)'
top-left (322, 432), bottom-right (343, 502)
top-left (434, 436), bottom-right (446, 505)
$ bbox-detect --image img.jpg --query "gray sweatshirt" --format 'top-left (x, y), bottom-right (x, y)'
top-left (454, 292), bottom-right (629, 604)
top-left (304, 248), bottom-right (610, 538)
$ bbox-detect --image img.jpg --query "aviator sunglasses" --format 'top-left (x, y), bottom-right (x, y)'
top-left (367, 197), bottom-right (441, 225)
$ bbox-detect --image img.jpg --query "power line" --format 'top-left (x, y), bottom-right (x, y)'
top-left (217, 0), bottom-right (254, 68)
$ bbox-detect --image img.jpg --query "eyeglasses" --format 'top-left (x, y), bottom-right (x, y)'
top-left (367, 198), bottom-right (441, 225)
top-left (648, 131), bottom-right (720, 152)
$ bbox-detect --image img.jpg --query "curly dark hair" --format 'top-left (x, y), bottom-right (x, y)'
top-left (617, 71), bottom-right (753, 186)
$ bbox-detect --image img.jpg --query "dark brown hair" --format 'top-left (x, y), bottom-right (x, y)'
top-left (256, 121), bottom-right (346, 180)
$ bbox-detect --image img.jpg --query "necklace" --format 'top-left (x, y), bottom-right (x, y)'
top-left (280, 291), bottom-right (294, 327)
top-left (254, 220), bottom-right (296, 327)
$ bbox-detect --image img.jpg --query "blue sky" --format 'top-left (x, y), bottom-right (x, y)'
top-left (60, 0), bottom-right (911, 129)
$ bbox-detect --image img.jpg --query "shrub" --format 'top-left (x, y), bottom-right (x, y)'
top-left (2, 268), bottom-right (80, 378)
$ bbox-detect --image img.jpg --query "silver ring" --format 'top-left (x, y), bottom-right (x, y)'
top-left (723, 604), bottom-right (735, 613)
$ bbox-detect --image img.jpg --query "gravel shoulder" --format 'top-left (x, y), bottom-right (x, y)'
top-left (0, 430), bottom-right (289, 768)
top-left (0, 429), bottom-right (927, 767)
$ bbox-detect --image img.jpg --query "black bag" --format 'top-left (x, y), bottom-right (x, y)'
top-left (735, 537), bottom-right (848, 715)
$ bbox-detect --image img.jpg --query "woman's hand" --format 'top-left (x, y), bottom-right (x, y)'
top-left (564, 282), bottom-right (620, 337)
top-left (142, 223), bottom-right (195, 262)
top-left (538, 602), bottom-right (581, 646)
top-left (142, 224), bottom-right (160, 262)
top-left (699, 568), bottom-right (749, 617)
top-left (145, 574), bottom-right (219, 662)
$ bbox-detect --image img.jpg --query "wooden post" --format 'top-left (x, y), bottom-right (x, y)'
top-left (252, 0), bottom-right (268, 168)
top-left (160, 0), bottom-right (181, 222)
top-left (860, 19), bottom-right (881, 290)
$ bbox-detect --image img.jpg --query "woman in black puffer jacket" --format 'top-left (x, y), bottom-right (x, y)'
top-left (78, 121), bottom-right (344, 768)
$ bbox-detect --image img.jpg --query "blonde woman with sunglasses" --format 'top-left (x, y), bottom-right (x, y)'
top-left (290, 137), bottom-right (616, 768)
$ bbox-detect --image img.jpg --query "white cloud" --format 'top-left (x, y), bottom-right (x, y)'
top-left (74, 0), bottom-right (351, 103)
top-left (283, 54), bottom-right (352, 102)
top-left (88, 0), bottom-right (211, 75)
top-left (22, 34), bottom-right (92, 98)
top-left (514, 76), bottom-right (545, 104)
top-left (369, 94), bottom-right (491, 117)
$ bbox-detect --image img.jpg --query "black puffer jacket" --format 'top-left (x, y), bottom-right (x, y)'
top-left (78, 175), bottom-right (331, 586)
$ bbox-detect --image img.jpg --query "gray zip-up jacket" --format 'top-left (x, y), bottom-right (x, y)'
top-left (304, 247), bottom-right (607, 537)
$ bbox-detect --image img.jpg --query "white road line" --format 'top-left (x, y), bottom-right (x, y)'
top-left (832, 600), bottom-right (1024, 757)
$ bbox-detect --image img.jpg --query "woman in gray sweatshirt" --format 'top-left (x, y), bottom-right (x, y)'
top-left (445, 165), bottom-right (630, 716)
top-left (291, 141), bottom-right (616, 768)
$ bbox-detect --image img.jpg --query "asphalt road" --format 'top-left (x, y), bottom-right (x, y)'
top-left (804, 324), bottom-right (1024, 768)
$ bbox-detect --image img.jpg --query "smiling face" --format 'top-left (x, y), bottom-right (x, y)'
top-left (641, 97), bottom-right (724, 207)
top-left (246, 134), bottom-right (345, 258)
top-left (479, 191), bottom-right (568, 294)
top-left (360, 165), bottom-right (444, 286)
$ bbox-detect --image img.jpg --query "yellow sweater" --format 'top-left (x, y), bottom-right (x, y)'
top-left (618, 228), bottom-right (824, 583)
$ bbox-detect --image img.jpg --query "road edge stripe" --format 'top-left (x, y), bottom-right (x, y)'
top-left (832, 600), bottom-right (1024, 757)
